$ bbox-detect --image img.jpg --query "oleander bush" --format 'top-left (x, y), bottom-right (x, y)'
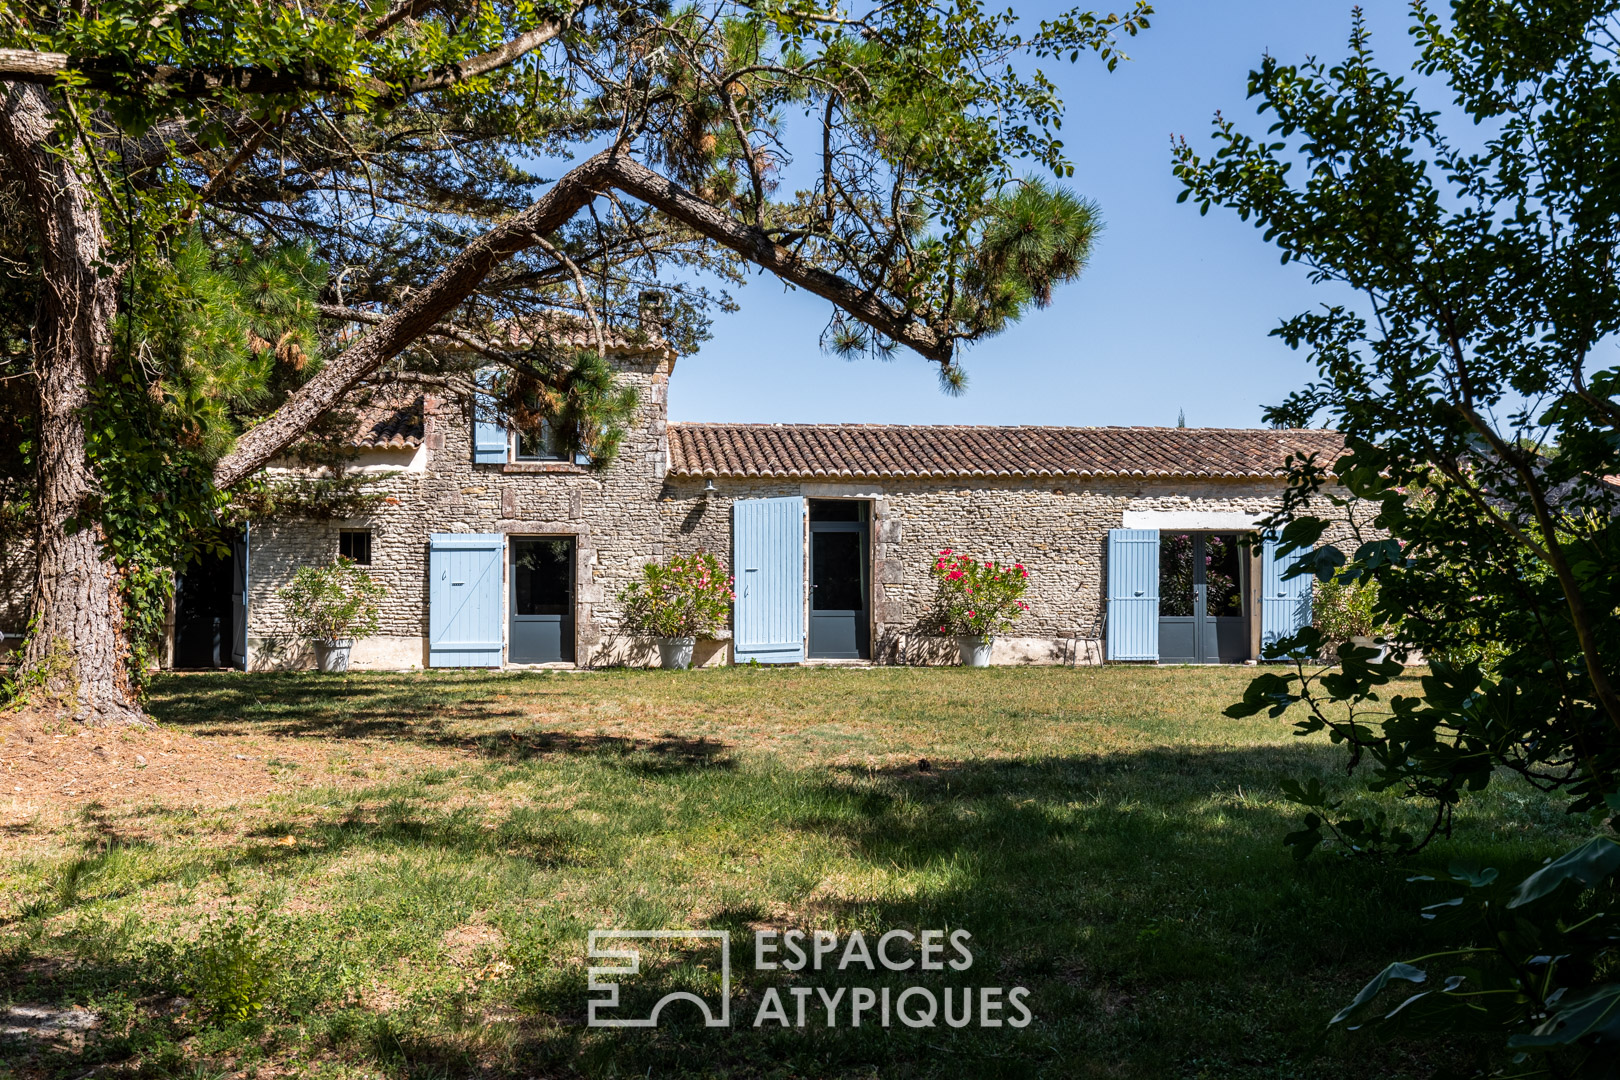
top-left (618, 550), bottom-right (734, 639)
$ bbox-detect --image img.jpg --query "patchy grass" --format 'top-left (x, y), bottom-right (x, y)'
top-left (0, 667), bottom-right (1588, 1079)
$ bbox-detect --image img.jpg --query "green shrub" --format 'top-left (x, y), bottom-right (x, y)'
top-left (1312, 575), bottom-right (1389, 647)
top-left (184, 914), bottom-right (275, 1025)
top-left (1333, 831), bottom-right (1620, 1077)
top-left (276, 557), bottom-right (385, 643)
top-left (617, 551), bottom-right (733, 638)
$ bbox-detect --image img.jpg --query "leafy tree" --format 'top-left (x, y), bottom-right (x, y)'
top-left (0, 0), bottom-right (1150, 720)
top-left (1177, 0), bottom-right (1620, 851)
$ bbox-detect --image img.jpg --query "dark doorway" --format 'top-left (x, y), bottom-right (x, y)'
top-left (510, 537), bottom-right (574, 664)
top-left (174, 532), bottom-right (244, 669)
top-left (1158, 532), bottom-right (1248, 664)
top-left (808, 500), bottom-right (870, 660)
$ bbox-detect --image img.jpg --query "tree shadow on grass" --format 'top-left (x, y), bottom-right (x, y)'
top-left (3, 741), bottom-right (1566, 1080)
top-left (146, 672), bottom-right (737, 776)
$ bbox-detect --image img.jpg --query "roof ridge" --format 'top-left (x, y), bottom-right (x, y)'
top-left (666, 421), bottom-right (1335, 434)
top-left (666, 423), bottom-right (1343, 480)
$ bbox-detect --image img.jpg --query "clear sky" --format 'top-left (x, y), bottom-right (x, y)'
top-left (667, 0), bottom-right (1421, 428)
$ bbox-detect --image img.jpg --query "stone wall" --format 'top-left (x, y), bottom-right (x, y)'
top-left (245, 352), bottom-right (675, 669)
top-left (659, 476), bottom-right (1360, 665)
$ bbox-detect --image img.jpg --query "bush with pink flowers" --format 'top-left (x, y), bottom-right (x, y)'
top-left (618, 551), bottom-right (735, 639)
top-left (925, 549), bottom-right (1031, 643)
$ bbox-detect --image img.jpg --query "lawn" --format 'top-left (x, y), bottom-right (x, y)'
top-left (0, 667), bottom-right (1586, 1079)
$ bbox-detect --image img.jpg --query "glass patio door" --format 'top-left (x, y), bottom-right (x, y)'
top-left (1157, 533), bottom-right (1247, 663)
top-left (510, 537), bottom-right (574, 664)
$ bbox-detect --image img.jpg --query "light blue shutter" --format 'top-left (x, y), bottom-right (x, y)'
top-left (733, 497), bottom-right (804, 664)
top-left (1261, 535), bottom-right (1313, 658)
top-left (429, 533), bottom-right (505, 667)
top-left (473, 369), bottom-right (508, 464)
top-left (1106, 528), bottom-right (1160, 661)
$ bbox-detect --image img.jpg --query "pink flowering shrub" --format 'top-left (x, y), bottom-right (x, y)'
top-left (926, 549), bottom-right (1031, 643)
top-left (618, 551), bottom-right (735, 638)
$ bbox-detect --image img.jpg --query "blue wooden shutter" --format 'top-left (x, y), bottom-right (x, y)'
top-left (1106, 528), bottom-right (1160, 661)
top-left (473, 369), bottom-right (509, 464)
top-left (733, 497), bottom-right (804, 664)
top-left (1261, 535), bottom-right (1314, 658)
top-left (429, 533), bottom-right (505, 667)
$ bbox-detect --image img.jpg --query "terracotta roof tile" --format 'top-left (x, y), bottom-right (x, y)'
top-left (350, 394), bottom-right (425, 449)
top-left (667, 424), bottom-right (1343, 480)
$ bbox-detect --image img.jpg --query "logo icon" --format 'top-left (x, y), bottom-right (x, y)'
top-left (587, 930), bottom-right (731, 1028)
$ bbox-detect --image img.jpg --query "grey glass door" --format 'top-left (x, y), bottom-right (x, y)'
top-left (1158, 532), bottom-right (1247, 664)
top-left (510, 537), bottom-right (574, 664)
top-left (808, 500), bottom-right (870, 659)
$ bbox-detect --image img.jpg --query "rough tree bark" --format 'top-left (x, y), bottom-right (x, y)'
top-left (0, 84), bottom-right (139, 722)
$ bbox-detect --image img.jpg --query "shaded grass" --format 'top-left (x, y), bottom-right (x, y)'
top-left (0, 666), bottom-right (1589, 1079)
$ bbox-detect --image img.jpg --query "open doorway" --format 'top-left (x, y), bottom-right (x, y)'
top-left (173, 530), bottom-right (246, 669)
top-left (807, 499), bottom-right (870, 660)
top-left (1158, 532), bottom-right (1248, 664)
top-left (510, 536), bottom-right (575, 664)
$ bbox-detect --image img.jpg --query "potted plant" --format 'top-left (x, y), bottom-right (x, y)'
top-left (277, 557), bottom-right (386, 672)
top-left (1313, 575), bottom-right (1396, 663)
top-left (617, 551), bottom-right (734, 669)
top-left (927, 550), bottom-right (1031, 667)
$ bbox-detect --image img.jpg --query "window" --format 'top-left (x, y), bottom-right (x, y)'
top-left (339, 529), bottom-right (372, 565)
top-left (513, 419), bottom-right (567, 462)
top-left (808, 499), bottom-right (867, 522)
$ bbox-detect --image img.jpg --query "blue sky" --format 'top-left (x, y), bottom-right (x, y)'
top-left (667, 0), bottom-right (1422, 428)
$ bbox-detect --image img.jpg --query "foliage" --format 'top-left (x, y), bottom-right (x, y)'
top-left (0, 625), bottom-right (75, 711)
top-left (183, 911), bottom-right (275, 1025)
top-left (492, 351), bottom-right (642, 468)
top-left (617, 551), bottom-right (733, 639)
top-left (226, 474), bottom-right (389, 523)
top-left (276, 557), bottom-right (385, 643)
top-left (1184, 2), bottom-right (1620, 845)
top-left (1331, 828), bottom-right (1620, 1077)
top-left (1313, 575), bottom-right (1389, 650)
top-left (925, 549), bottom-right (1030, 643)
top-left (1183, 2), bottom-right (1620, 1065)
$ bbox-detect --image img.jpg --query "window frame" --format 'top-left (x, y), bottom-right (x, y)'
top-left (511, 419), bottom-right (568, 463)
top-left (338, 529), bottom-right (373, 565)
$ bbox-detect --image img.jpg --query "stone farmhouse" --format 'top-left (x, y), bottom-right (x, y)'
top-left (1, 334), bottom-right (1350, 670)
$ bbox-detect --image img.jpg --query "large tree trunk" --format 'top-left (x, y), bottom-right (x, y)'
top-left (0, 84), bottom-right (139, 722)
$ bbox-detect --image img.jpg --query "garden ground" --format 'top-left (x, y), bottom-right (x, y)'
top-left (0, 667), bottom-right (1587, 1078)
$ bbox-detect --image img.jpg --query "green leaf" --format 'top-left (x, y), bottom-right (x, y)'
top-left (1506, 837), bottom-right (1620, 908)
top-left (1330, 962), bottom-right (1428, 1027)
top-left (1509, 984), bottom-right (1620, 1047)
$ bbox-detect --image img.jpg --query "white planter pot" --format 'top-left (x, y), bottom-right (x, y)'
top-left (314, 639), bottom-right (354, 673)
top-left (957, 635), bottom-right (993, 668)
top-left (1348, 635), bottom-right (1389, 663)
top-left (657, 637), bottom-right (696, 670)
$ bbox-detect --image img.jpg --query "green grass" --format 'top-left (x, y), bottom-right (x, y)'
top-left (0, 667), bottom-right (1588, 1079)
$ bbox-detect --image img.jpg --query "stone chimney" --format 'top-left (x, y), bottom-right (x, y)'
top-left (637, 289), bottom-right (667, 339)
